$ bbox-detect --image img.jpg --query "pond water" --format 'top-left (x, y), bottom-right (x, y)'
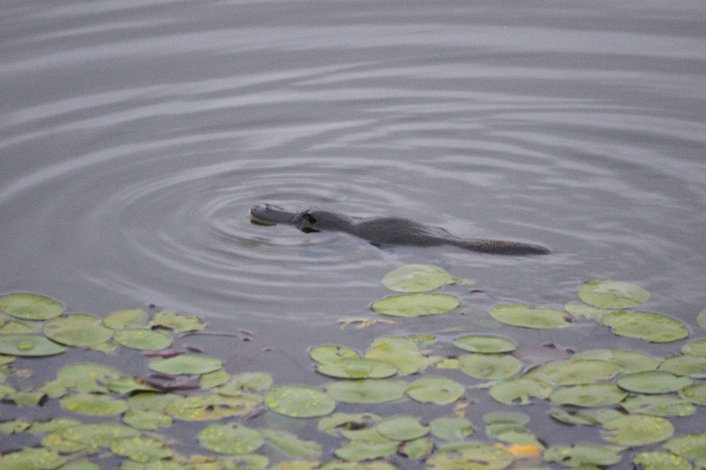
top-left (1, 0), bottom-right (705, 467)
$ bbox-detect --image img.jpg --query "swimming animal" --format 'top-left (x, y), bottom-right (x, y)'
top-left (250, 204), bottom-right (550, 255)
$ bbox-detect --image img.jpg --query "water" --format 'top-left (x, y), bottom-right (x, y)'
top-left (1, 0), bottom-right (705, 463)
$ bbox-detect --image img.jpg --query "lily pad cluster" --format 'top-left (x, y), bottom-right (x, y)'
top-left (1, 270), bottom-right (705, 469)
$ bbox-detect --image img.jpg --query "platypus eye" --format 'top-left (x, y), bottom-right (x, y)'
top-left (303, 213), bottom-right (317, 224)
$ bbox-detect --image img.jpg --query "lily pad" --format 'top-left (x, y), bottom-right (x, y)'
top-left (682, 338), bottom-right (706, 357)
top-left (111, 437), bottom-right (172, 462)
top-left (334, 439), bottom-right (397, 461)
top-left (316, 358), bottom-right (397, 379)
top-left (0, 334), bottom-right (66, 356)
top-left (364, 339), bottom-right (430, 376)
top-left (617, 370), bottom-right (693, 394)
top-left (489, 304), bottom-right (570, 329)
top-left (309, 345), bottom-right (360, 364)
top-left (57, 423), bottom-right (140, 452)
top-left (406, 376), bottom-right (465, 404)
top-left (0, 293), bottom-right (64, 320)
top-left (578, 279), bottom-right (650, 309)
top-left (318, 413), bottom-right (381, 439)
top-left (325, 379), bottom-right (407, 404)
top-left (121, 409), bottom-right (172, 430)
top-left (633, 451), bottom-right (692, 470)
top-left (377, 415), bottom-right (429, 441)
top-left (564, 301), bottom-right (613, 321)
top-left (601, 311), bottom-right (689, 343)
top-left (428, 442), bottom-right (514, 469)
top-left (601, 415), bottom-right (674, 446)
top-left (698, 308), bottom-right (706, 329)
top-left (150, 310), bottom-right (206, 332)
top-left (621, 395), bottom-right (696, 417)
top-left (103, 309), bottom-right (149, 330)
top-left (544, 444), bottom-right (622, 467)
top-left (489, 377), bottom-right (552, 405)
top-left (0, 448), bottom-right (67, 469)
top-left (527, 359), bottom-right (620, 385)
top-left (573, 348), bottom-right (661, 373)
top-left (199, 423), bottom-right (264, 455)
top-left (550, 384), bottom-right (628, 407)
top-left (659, 355), bottom-right (706, 378)
top-left (398, 437), bottom-right (434, 460)
top-left (429, 417), bottom-right (474, 441)
top-left (371, 293), bottom-right (460, 317)
top-left (663, 432), bottom-right (706, 465)
top-left (44, 313), bottom-right (114, 347)
top-left (261, 429), bottom-right (321, 458)
top-left (679, 383), bottom-right (706, 405)
top-left (148, 354), bottom-right (222, 375)
top-left (453, 335), bottom-right (516, 354)
top-left (60, 393), bottom-right (129, 416)
top-left (165, 393), bottom-right (260, 420)
top-left (381, 264), bottom-right (451, 292)
top-left (459, 353), bottom-right (522, 379)
top-left (114, 328), bottom-right (172, 350)
top-left (265, 385), bottom-right (335, 418)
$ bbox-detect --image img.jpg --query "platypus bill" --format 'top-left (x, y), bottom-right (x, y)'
top-left (250, 204), bottom-right (550, 256)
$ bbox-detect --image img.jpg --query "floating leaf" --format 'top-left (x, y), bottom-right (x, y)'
top-left (165, 393), bottom-right (260, 420)
top-left (682, 338), bottom-right (706, 357)
top-left (698, 308), bottom-right (706, 329)
top-left (544, 444), bottom-right (622, 467)
top-left (0, 293), bottom-right (64, 320)
top-left (0, 448), bottom-right (66, 469)
top-left (309, 345), bottom-right (359, 364)
top-left (371, 293), bottom-right (460, 317)
top-left (550, 384), bottom-right (628, 407)
top-left (0, 334), bottom-right (66, 356)
top-left (122, 409), bottom-right (172, 431)
top-left (44, 313), bottom-right (113, 347)
top-left (325, 379), bottom-right (407, 404)
top-left (659, 355), bottom-right (706, 378)
top-left (428, 442), bottom-right (513, 469)
top-left (198, 423), bottom-right (264, 455)
top-left (57, 423), bottom-right (140, 452)
top-left (148, 354), bottom-right (222, 375)
top-left (60, 393), bottom-right (129, 415)
top-left (601, 415), bottom-right (674, 446)
top-left (578, 279), bottom-right (650, 309)
top-left (57, 363), bottom-right (121, 393)
top-left (381, 264), bottom-right (451, 292)
top-left (680, 383), bottom-right (706, 405)
top-left (265, 385), bottom-right (335, 418)
top-left (114, 328), bottom-right (172, 350)
top-left (459, 353), bottom-right (522, 379)
top-left (364, 339), bottom-right (430, 375)
top-left (601, 311), bottom-right (689, 343)
top-left (489, 304), bottom-right (570, 329)
top-left (398, 437), bottom-right (434, 460)
top-left (527, 359), bottom-right (619, 385)
top-left (111, 437), bottom-right (172, 463)
top-left (406, 376), bottom-right (465, 404)
top-left (334, 439), bottom-right (397, 461)
top-left (621, 395), bottom-right (696, 417)
top-left (617, 370), bottom-right (693, 394)
top-left (218, 372), bottom-right (273, 394)
top-left (453, 335), bottom-right (516, 354)
top-left (318, 413), bottom-right (381, 439)
top-left (564, 301), bottom-right (612, 320)
top-left (429, 417), bottom-right (474, 441)
top-left (102, 309), bottom-right (148, 330)
top-left (489, 377), bottom-right (552, 405)
top-left (261, 429), bottom-right (321, 458)
top-left (633, 451), bottom-right (692, 470)
top-left (150, 310), bottom-right (206, 332)
top-left (549, 408), bottom-right (601, 426)
top-left (663, 432), bottom-right (706, 465)
top-left (573, 348), bottom-right (660, 373)
top-left (316, 358), bottom-right (397, 379)
top-left (377, 415), bottom-right (429, 441)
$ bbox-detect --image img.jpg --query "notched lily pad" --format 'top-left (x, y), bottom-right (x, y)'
top-left (617, 370), bottom-right (693, 394)
top-left (659, 354), bottom-right (706, 378)
top-left (601, 311), bottom-right (689, 343)
top-left (334, 439), bottom-right (397, 461)
top-left (316, 358), bottom-right (397, 379)
top-left (111, 436), bottom-right (172, 463)
top-left (165, 393), bottom-right (260, 420)
top-left (578, 279), bottom-right (650, 309)
top-left (428, 442), bottom-right (513, 469)
top-left (261, 429), bottom-right (321, 458)
top-left (489, 377), bottom-right (552, 405)
top-left (573, 348), bottom-right (661, 373)
top-left (309, 345), bottom-right (360, 364)
top-left (527, 359), bottom-right (620, 385)
top-left (459, 353), bottom-right (522, 380)
top-left (0, 334), bottom-right (66, 356)
top-left (489, 304), bottom-right (570, 329)
top-left (406, 376), bottom-right (465, 405)
top-left (601, 415), bottom-right (674, 446)
top-left (150, 310), bottom-right (206, 332)
top-left (115, 328), bottom-right (173, 350)
top-left (371, 293), bottom-right (460, 317)
top-left (544, 444), bottom-right (622, 467)
top-left (325, 379), bottom-right (407, 404)
top-left (0, 447), bottom-right (67, 469)
top-left (198, 423), bottom-right (264, 455)
top-left (550, 384), bottom-right (628, 407)
top-left (381, 264), bottom-right (451, 292)
top-left (453, 335), bottom-right (516, 354)
top-left (377, 415), bottom-right (429, 441)
top-left (44, 313), bottom-right (114, 347)
top-left (103, 309), bottom-right (149, 330)
top-left (622, 395), bottom-right (696, 417)
top-left (429, 417), bottom-right (474, 441)
top-left (0, 293), bottom-right (64, 320)
top-left (148, 354), bottom-right (222, 375)
top-left (265, 385), bottom-right (335, 418)
top-left (60, 393), bottom-right (129, 415)
top-left (633, 451), bottom-right (692, 470)
top-left (663, 432), bottom-right (706, 465)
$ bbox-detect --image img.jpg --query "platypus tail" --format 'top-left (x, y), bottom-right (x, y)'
top-left (455, 238), bottom-right (551, 255)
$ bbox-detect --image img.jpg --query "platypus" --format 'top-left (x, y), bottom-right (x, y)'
top-left (250, 204), bottom-right (550, 255)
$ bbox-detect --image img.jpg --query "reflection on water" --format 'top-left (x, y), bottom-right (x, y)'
top-left (1, 0), bottom-right (705, 329)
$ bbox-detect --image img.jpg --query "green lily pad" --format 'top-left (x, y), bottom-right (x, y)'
top-left (334, 439), bottom-right (397, 461)
top-left (265, 385), bottom-right (335, 418)
top-left (489, 377), bottom-right (552, 405)
top-left (573, 348), bottom-right (661, 372)
top-left (102, 309), bottom-right (149, 330)
top-left (381, 264), bottom-right (451, 292)
top-left (489, 304), bottom-right (570, 329)
top-left (150, 310), bottom-right (206, 332)
top-left (663, 432), bottom-right (706, 464)
top-left (698, 308), bottom-right (706, 329)
top-left (0, 334), bottom-right (66, 356)
top-left (57, 363), bottom-right (121, 393)
top-left (0, 293), bottom-right (64, 320)
top-left (218, 372), bottom-right (273, 394)
top-left (114, 328), bottom-right (172, 350)
top-left (633, 451), bottom-right (692, 470)
top-left (544, 444), bottom-right (622, 467)
top-left (44, 313), bottom-right (114, 347)
top-left (621, 395), bottom-right (696, 417)
top-left (318, 412), bottom-right (381, 439)
top-left (679, 383), bottom-right (706, 405)
top-left (601, 311), bottom-right (689, 343)
top-left (459, 353), bottom-right (522, 379)
top-left (107, 376), bottom-right (157, 394)
top-left (617, 370), bottom-right (693, 394)
top-left (364, 339), bottom-right (430, 376)
top-left (57, 423), bottom-right (140, 452)
top-left (578, 279), bottom-right (650, 309)
top-left (682, 338), bottom-right (706, 357)
top-left (399, 437), bottom-right (434, 460)
top-left (377, 415), bottom-right (429, 441)
top-left (111, 437), bottom-right (172, 462)
top-left (121, 408), bottom-right (172, 431)
top-left (60, 393), bottom-right (129, 415)
top-left (261, 429), bottom-right (321, 458)
top-left (549, 408), bottom-right (602, 426)
top-left (309, 345), bottom-right (360, 364)
top-left (198, 423), bottom-right (264, 455)
top-left (316, 358), bottom-right (397, 379)
top-left (0, 448), bottom-right (67, 469)
top-left (165, 393), bottom-right (260, 420)
top-left (659, 355), bottom-right (706, 378)
top-left (325, 379), bottom-right (407, 404)
top-left (550, 384), bottom-right (628, 407)
top-left (527, 359), bottom-right (619, 385)
top-left (428, 442), bottom-right (514, 469)
top-left (128, 391), bottom-right (179, 412)
top-left (429, 417), bottom-right (474, 441)
top-left (601, 415), bottom-right (674, 446)
top-left (453, 335), bottom-right (516, 353)
top-left (564, 301), bottom-right (613, 321)
top-left (148, 354), bottom-right (222, 375)
top-left (406, 376), bottom-right (465, 404)
top-left (371, 293), bottom-right (460, 317)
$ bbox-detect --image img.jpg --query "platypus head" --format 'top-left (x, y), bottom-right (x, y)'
top-left (250, 204), bottom-right (298, 226)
